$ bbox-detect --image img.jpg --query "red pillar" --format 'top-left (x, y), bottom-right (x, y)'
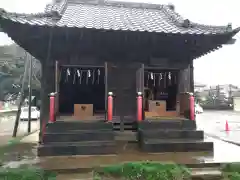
top-left (49, 92), bottom-right (56, 123)
top-left (189, 92), bottom-right (195, 121)
top-left (137, 92), bottom-right (143, 121)
top-left (107, 92), bottom-right (113, 121)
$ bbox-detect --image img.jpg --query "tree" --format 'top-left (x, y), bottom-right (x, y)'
top-left (0, 44), bottom-right (41, 101)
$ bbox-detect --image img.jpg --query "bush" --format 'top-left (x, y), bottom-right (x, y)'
top-left (0, 167), bottom-right (56, 180)
top-left (94, 161), bottom-right (191, 180)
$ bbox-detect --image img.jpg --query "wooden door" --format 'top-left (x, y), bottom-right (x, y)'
top-left (107, 62), bottom-right (137, 123)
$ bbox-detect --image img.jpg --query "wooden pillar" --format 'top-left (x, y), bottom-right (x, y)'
top-left (136, 63), bottom-right (144, 93)
top-left (178, 63), bottom-right (191, 119)
top-left (39, 61), bottom-right (55, 137)
top-left (178, 65), bottom-right (191, 93)
top-left (40, 28), bottom-right (53, 141)
top-left (189, 60), bottom-right (194, 93)
top-left (55, 60), bottom-right (59, 115)
top-left (104, 62), bottom-right (108, 120)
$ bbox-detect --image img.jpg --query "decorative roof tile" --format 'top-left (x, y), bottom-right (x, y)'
top-left (0, 9), bottom-right (58, 26)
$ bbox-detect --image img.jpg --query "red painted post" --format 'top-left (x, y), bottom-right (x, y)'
top-left (137, 92), bottom-right (143, 121)
top-left (49, 92), bottom-right (56, 123)
top-left (107, 92), bottom-right (113, 121)
top-left (189, 92), bottom-right (195, 121)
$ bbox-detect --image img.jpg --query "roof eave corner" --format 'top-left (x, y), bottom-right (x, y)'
top-left (223, 27), bottom-right (240, 45)
top-left (232, 27), bottom-right (240, 35)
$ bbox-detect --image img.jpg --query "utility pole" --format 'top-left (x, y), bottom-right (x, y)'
top-left (28, 55), bottom-right (32, 133)
top-left (13, 53), bottom-right (29, 137)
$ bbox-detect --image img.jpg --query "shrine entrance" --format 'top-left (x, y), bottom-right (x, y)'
top-left (58, 65), bottom-right (106, 120)
top-left (57, 62), bottom-right (143, 123)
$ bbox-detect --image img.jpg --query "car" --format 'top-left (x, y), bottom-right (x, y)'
top-left (195, 103), bottom-right (203, 114)
top-left (20, 106), bottom-right (40, 121)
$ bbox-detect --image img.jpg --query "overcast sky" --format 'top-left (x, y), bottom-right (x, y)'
top-left (0, 0), bottom-right (240, 86)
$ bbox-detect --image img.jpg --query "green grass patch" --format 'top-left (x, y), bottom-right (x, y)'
top-left (0, 167), bottom-right (56, 180)
top-left (94, 161), bottom-right (191, 180)
top-left (222, 163), bottom-right (240, 180)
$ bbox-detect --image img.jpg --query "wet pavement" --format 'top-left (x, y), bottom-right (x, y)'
top-left (0, 130), bottom-right (38, 167)
top-left (199, 137), bottom-right (240, 163)
top-left (196, 110), bottom-right (240, 145)
top-left (0, 113), bottom-right (39, 145)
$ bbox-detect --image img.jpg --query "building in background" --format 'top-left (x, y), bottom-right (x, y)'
top-left (194, 82), bottom-right (208, 92)
top-left (194, 84), bottom-right (240, 109)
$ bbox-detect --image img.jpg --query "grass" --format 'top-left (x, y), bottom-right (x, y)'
top-left (222, 163), bottom-right (240, 180)
top-left (94, 161), bottom-right (191, 180)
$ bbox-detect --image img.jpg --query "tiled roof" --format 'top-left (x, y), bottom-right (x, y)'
top-left (56, 3), bottom-right (232, 34)
top-left (0, 1), bottom-right (239, 35)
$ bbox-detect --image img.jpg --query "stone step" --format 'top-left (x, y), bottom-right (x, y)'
top-left (191, 168), bottom-right (222, 180)
top-left (38, 141), bottom-right (116, 156)
top-left (43, 130), bottom-right (115, 143)
top-left (113, 123), bottom-right (137, 131)
top-left (138, 120), bottom-right (196, 130)
top-left (114, 131), bottom-right (137, 141)
top-left (140, 139), bottom-right (213, 153)
top-left (138, 129), bottom-right (204, 140)
top-left (45, 121), bottom-right (112, 132)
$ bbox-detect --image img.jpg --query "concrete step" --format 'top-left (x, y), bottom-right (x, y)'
top-left (38, 141), bottom-right (116, 156)
top-left (140, 139), bottom-right (213, 153)
top-left (138, 120), bottom-right (196, 130)
top-left (114, 131), bottom-right (137, 141)
top-left (45, 121), bottom-right (112, 132)
top-left (113, 123), bottom-right (137, 131)
top-left (138, 129), bottom-right (204, 141)
top-left (43, 130), bottom-right (115, 143)
top-left (191, 168), bottom-right (222, 180)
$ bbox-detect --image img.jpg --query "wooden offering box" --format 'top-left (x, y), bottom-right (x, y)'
top-left (146, 100), bottom-right (178, 118)
top-left (74, 104), bottom-right (93, 119)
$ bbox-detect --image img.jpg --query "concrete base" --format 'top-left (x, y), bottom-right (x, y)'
top-left (138, 119), bottom-right (197, 130)
top-left (141, 139), bottom-right (213, 152)
top-left (38, 141), bottom-right (116, 156)
top-left (138, 120), bottom-right (213, 153)
top-left (38, 121), bottom-right (116, 156)
top-left (45, 121), bottom-right (113, 132)
top-left (43, 131), bottom-right (114, 143)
